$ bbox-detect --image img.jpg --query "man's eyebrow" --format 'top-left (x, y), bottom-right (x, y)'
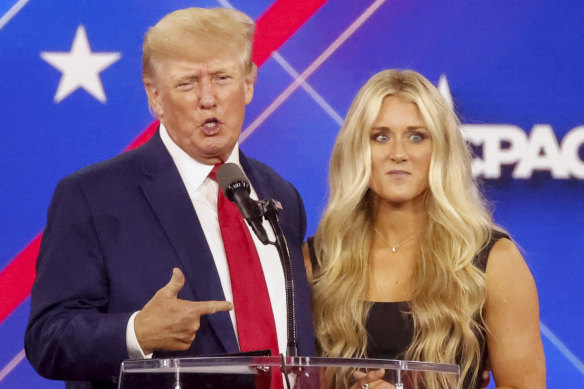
top-left (209, 69), bottom-right (233, 76)
top-left (175, 75), bottom-right (197, 82)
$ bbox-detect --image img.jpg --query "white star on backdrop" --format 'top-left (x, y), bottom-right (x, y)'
top-left (438, 74), bottom-right (454, 110)
top-left (41, 25), bottom-right (121, 103)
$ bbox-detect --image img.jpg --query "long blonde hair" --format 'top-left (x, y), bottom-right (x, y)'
top-left (312, 70), bottom-right (495, 388)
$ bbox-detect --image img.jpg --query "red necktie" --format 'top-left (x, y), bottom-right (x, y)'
top-left (209, 165), bottom-right (282, 389)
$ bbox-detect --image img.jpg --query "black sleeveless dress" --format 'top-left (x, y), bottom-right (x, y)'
top-left (307, 231), bottom-right (509, 389)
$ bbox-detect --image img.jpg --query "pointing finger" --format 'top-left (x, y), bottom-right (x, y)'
top-left (193, 300), bottom-right (234, 316)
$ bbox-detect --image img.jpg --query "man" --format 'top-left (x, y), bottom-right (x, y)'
top-left (25, 7), bottom-right (315, 388)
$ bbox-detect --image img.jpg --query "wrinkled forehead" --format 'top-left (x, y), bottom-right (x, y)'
top-left (148, 40), bottom-right (248, 81)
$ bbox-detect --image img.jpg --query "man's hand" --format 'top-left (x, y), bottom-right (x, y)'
top-left (134, 268), bottom-right (233, 354)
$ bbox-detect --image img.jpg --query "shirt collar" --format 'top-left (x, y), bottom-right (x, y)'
top-left (159, 123), bottom-right (240, 192)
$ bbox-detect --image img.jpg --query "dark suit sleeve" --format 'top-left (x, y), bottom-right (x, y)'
top-left (25, 175), bottom-right (132, 383)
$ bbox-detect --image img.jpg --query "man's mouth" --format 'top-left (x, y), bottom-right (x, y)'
top-left (201, 118), bottom-right (220, 135)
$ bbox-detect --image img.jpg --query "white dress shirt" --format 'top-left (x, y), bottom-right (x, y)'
top-left (126, 124), bottom-right (287, 359)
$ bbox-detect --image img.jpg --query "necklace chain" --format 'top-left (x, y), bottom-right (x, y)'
top-left (374, 228), bottom-right (420, 253)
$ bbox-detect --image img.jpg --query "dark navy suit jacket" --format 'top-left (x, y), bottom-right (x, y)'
top-left (25, 131), bottom-right (315, 388)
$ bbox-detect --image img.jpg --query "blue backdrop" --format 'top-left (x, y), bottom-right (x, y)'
top-left (0, 0), bottom-right (582, 387)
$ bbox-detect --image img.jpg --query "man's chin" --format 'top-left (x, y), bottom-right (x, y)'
top-left (193, 146), bottom-right (233, 165)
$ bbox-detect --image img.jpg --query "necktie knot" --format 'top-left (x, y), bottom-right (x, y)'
top-left (208, 163), bottom-right (222, 182)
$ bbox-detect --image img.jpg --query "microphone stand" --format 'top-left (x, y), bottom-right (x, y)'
top-left (240, 197), bottom-right (297, 389)
top-left (257, 199), bottom-right (298, 358)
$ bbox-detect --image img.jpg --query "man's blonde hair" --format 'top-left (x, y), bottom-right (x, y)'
top-left (142, 7), bottom-right (257, 81)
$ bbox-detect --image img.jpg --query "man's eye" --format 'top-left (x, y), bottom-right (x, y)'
top-left (176, 82), bottom-right (193, 90)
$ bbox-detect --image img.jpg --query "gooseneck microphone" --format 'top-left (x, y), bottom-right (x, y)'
top-left (216, 163), bottom-right (269, 244)
top-left (216, 162), bottom-right (298, 359)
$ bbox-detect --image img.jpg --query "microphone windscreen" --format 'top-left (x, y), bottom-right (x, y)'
top-left (216, 163), bottom-right (249, 196)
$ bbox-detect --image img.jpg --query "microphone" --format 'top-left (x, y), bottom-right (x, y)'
top-left (217, 162), bottom-right (298, 357)
top-left (216, 163), bottom-right (269, 244)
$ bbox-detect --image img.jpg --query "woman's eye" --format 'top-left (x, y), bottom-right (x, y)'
top-left (409, 132), bottom-right (427, 143)
top-left (372, 133), bottom-right (389, 143)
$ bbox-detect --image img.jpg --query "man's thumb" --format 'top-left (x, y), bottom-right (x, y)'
top-left (161, 267), bottom-right (185, 297)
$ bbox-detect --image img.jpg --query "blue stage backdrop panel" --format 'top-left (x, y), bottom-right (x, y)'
top-left (0, 0), bottom-right (582, 387)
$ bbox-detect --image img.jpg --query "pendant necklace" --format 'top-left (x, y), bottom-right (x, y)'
top-left (374, 228), bottom-right (420, 253)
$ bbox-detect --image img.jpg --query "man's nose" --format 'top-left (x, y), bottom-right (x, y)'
top-left (199, 80), bottom-right (217, 109)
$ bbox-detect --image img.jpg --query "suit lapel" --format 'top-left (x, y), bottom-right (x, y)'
top-left (240, 152), bottom-right (270, 201)
top-left (138, 132), bottom-right (238, 353)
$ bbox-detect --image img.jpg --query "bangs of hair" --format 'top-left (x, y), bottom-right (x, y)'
top-left (142, 7), bottom-right (255, 80)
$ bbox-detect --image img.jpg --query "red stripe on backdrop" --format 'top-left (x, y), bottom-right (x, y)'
top-left (253, 0), bottom-right (328, 67)
top-left (0, 234), bottom-right (41, 324)
top-left (124, 119), bottom-right (160, 151)
top-left (0, 0), bottom-right (329, 325)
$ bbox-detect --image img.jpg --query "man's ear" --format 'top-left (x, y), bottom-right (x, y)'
top-left (144, 80), bottom-right (163, 118)
top-left (244, 65), bottom-right (257, 105)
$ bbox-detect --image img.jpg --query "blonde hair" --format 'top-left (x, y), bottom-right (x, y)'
top-left (142, 7), bottom-right (257, 81)
top-left (312, 70), bottom-right (496, 388)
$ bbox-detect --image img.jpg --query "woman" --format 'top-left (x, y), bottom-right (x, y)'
top-left (304, 70), bottom-right (545, 388)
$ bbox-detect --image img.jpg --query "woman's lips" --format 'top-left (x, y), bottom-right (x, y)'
top-left (387, 170), bottom-right (410, 175)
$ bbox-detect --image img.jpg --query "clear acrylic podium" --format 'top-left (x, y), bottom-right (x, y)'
top-left (118, 355), bottom-right (460, 388)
